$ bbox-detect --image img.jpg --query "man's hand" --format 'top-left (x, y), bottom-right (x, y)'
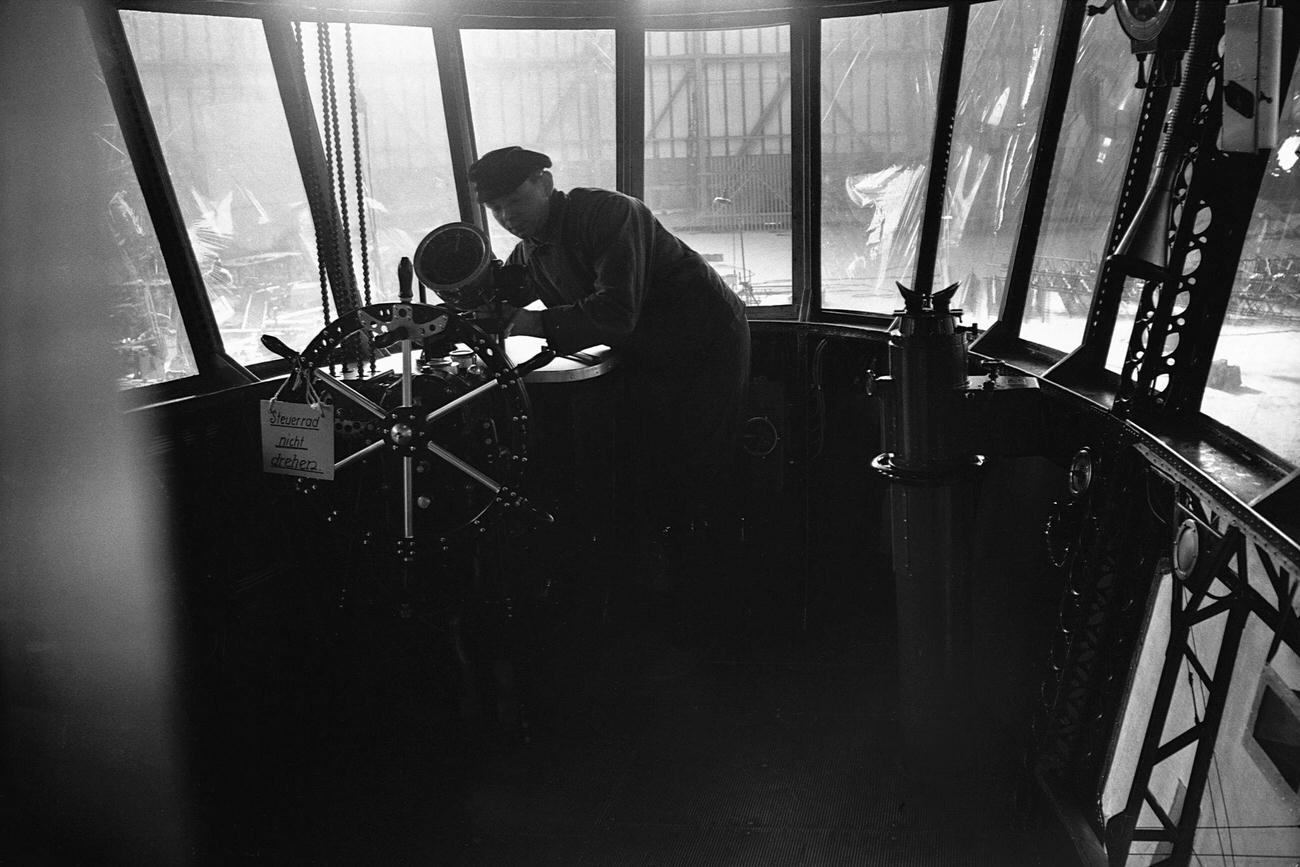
top-left (499, 305), bottom-right (545, 339)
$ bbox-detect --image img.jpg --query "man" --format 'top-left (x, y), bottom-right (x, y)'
top-left (467, 146), bottom-right (751, 552)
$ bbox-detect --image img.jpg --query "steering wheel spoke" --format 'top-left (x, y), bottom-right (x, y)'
top-left (425, 439), bottom-right (503, 494)
top-left (335, 437), bottom-right (385, 472)
top-left (424, 378), bottom-right (500, 425)
top-left (313, 369), bottom-right (387, 419)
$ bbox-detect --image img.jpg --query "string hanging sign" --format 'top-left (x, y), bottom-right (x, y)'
top-left (260, 365), bottom-right (334, 480)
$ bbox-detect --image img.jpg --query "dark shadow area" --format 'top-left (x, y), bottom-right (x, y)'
top-left (15, 328), bottom-right (1087, 866)
top-left (183, 476), bottom-right (1079, 866)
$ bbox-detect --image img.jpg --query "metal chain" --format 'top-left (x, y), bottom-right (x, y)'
top-left (321, 24), bottom-right (355, 304)
top-left (292, 20), bottom-right (333, 376)
top-left (312, 22), bottom-right (338, 374)
top-left (344, 22), bottom-right (375, 375)
top-left (345, 23), bottom-right (371, 309)
top-left (322, 21), bottom-right (360, 374)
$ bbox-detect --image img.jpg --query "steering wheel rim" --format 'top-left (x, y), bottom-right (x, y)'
top-left (294, 301), bottom-right (535, 542)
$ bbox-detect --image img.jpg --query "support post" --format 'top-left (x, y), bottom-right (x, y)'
top-left (872, 282), bottom-right (981, 777)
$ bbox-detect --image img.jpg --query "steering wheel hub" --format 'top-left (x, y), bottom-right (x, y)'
top-left (389, 422), bottom-right (414, 446)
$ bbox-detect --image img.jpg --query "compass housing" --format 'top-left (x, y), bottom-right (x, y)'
top-left (413, 222), bottom-right (497, 310)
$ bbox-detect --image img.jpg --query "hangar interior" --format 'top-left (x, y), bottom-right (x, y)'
top-left (3, 1), bottom-right (1300, 865)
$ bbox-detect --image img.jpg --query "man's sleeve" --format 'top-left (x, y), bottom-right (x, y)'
top-left (540, 194), bottom-right (653, 355)
top-left (501, 244), bottom-right (540, 308)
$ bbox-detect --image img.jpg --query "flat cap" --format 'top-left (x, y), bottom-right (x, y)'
top-left (468, 146), bottom-right (552, 202)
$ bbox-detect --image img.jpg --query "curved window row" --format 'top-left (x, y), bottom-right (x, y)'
top-left (89, 1), bottom-right (1299, 471)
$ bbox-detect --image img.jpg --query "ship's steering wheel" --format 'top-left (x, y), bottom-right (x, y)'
top-left (262, 223), bottom-right (553, 560)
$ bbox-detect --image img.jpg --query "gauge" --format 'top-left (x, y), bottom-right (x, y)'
top-left (1114, 0), bottom-right (1176, 43)
top-left (741, 416), bottom-right (779, 458)
top-left (1068, 448), bottom-right (1094, 498)
top-left (1172, 518), bottom-right (1200, 580)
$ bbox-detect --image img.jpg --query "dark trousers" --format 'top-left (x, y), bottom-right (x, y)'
top-left (625, 314), bottom-right (751, 535)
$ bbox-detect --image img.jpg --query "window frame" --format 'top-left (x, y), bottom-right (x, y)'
top-left (90, 2), bottom-right (259, 400)
top-left (102, 0), bottom-right (1300, 481)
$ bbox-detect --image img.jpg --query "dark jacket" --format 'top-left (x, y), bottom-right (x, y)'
top-left (504, 188), bottom-right (747, 366)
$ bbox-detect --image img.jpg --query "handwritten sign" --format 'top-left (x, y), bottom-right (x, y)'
top-left (260, 400), bottom-right (334, 480)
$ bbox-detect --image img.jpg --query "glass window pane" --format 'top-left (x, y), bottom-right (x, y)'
top-left (934, 0), bottom-right (1059, 324)
top-left (463, 30), bottom-right (616, 259)
top-left (87, 28), bottom-right (197, 388)
top-left (1023, 11), bottom-right (1141, 350)
top-left (124, 12), bottom-right (325, 366)
top-left (1201, 60), bottom-right (1300, 467)
top-left (299, 22), bottom-right (460, 304)
top-left (104, 133), bottom-right (199, 389)
top-left (645, 25), bottom-right (791, 308)
top-left (1104, 275), bottom-right (1146, 372)
top-left (821, 9), bottom-right (945, 312)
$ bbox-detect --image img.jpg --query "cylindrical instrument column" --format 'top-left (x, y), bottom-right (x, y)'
top-left (872, 284), bottom-right (981, 779)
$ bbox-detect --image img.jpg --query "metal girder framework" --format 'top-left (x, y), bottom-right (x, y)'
top-left (1045, 80), bottom-right (1167, 379)
top-left (643, 29), bottom-right (793, 229)
top-left (1035, 427), bottom-right (1300, 863)
top-left (645, 67), bottom-right (695, 140)
top-left (1114, 2), bottom-right (1224, 415)
top-left (1159, 4), bottom-right (1300, 417)
top-left (1101, 444), bottom-right (1300, 865)
top-left (734, 76), bottom-right (791, 160)
top-left (1115, 3), bottom-right (1300, 419)
top-left (1103, 509), bottom-right (1249, 867)
top-left (1035, 440), bottom-right (1170, 830)
top-left (1029, 422), bottom-right (1300, 867)
top-left (1138, 441), bottom-right (1300, 666)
